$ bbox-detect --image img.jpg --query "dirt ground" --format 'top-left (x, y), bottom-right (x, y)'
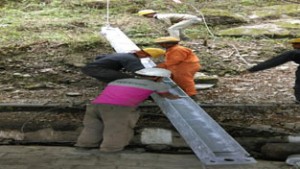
top-left (198, 62), bottom-right (298, 104)
top-left (0, 39), bottom-right (299, 129)
top-left (0, 47), bottom-right (298, 104)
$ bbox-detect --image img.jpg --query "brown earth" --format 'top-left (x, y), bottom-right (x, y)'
top-left (1, 39), bottom-right (300, 162)
top-left (1, 39), bottom-right (298, 104)
top-left (0, 39), bottom-right (299, 130)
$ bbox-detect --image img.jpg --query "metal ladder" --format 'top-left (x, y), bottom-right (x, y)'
top-left (100, 26), bottom-right (256, 165)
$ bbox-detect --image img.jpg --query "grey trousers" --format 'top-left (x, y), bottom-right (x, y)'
top-left (75, 104), bottom-right (104, 148)
top-left (75, 104), bottom-right (140, 152)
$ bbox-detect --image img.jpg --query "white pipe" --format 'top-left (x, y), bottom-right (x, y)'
top-left (106, 0), bottom-right (110, 26)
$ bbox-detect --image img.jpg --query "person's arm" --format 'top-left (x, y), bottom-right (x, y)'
top-left (248, 50), bottom-right (296, 72)
top-left (155, 14), bottom-right (172, 25)
top-left (95, 54), bottom-right (107, 60)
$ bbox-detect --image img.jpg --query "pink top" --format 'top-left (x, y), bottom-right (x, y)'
top-left (92, 78), bottom-right (169, 107)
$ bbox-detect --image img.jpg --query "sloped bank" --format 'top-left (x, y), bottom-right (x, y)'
top-left (0, 102), bottom-right (299, 161)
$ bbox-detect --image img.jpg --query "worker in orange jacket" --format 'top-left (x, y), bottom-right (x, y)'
top-left (154, 37), bottom-right (201, 101)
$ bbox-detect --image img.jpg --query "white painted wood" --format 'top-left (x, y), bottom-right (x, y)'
top-left (141, 128), bottom-right (173, 145)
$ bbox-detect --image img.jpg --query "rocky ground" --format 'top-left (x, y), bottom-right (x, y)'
top-left (0, 39), bottom-right (298, 105)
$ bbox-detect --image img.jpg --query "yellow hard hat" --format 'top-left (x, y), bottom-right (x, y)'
top-left (289, 38), bottom-right (300, 44)
top-left (138, 9), bottom-right (156, 16)
top-left (154, 37), bottom-right (180, 43)
top-left (142, 48), bottom-right (165, 58)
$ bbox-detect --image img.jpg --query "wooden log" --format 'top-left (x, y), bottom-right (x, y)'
top-left (261, 143), bottom-right (300, 161)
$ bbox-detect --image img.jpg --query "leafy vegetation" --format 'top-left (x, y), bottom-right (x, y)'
top-left (0, 0), bottom-right (298, 59)
top-left (0, 0), bottom-right (293, 47)
top-left (0, 0), bottom-right (106, 52)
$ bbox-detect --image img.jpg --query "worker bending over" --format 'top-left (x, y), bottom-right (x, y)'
top-left (154, 37), bottom-right (201, 101)
top-left (75, 68), bottom-right (180, 152)
top-left (138, 9), bottom-right (202, 40)
top-left (82, 48), bottom-right (165, 83)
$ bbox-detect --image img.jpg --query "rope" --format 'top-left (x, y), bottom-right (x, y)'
top-left (106, 0), bottom-right (110, 26)
top-left (188, 4), bottom-right (215, 39)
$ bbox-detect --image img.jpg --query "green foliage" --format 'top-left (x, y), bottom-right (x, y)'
top-left (239, 0), bottom-right (271, 6)
top-left (0, 0), bottom-right (104, 52)
top-left (0, 0), bottom-right (297, 56)
top-left (251, 4), bottom-right (300, 19)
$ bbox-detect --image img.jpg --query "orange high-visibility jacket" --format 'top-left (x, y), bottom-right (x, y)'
top-left (157, 45), bottom-right (201, 96)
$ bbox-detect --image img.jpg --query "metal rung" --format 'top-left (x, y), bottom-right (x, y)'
top-left (100, 26), bottom-right (256, 165)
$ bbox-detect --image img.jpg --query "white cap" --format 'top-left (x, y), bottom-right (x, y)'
top-left (135, 68), bottom-right (171, 77)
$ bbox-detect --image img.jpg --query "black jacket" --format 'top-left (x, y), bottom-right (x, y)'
top-left (248, 49), bottom-right (300, 72)
top-left (248, 49), bottom-right (300, 85)
top-left (88, 53), bottom-right (144, 72)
